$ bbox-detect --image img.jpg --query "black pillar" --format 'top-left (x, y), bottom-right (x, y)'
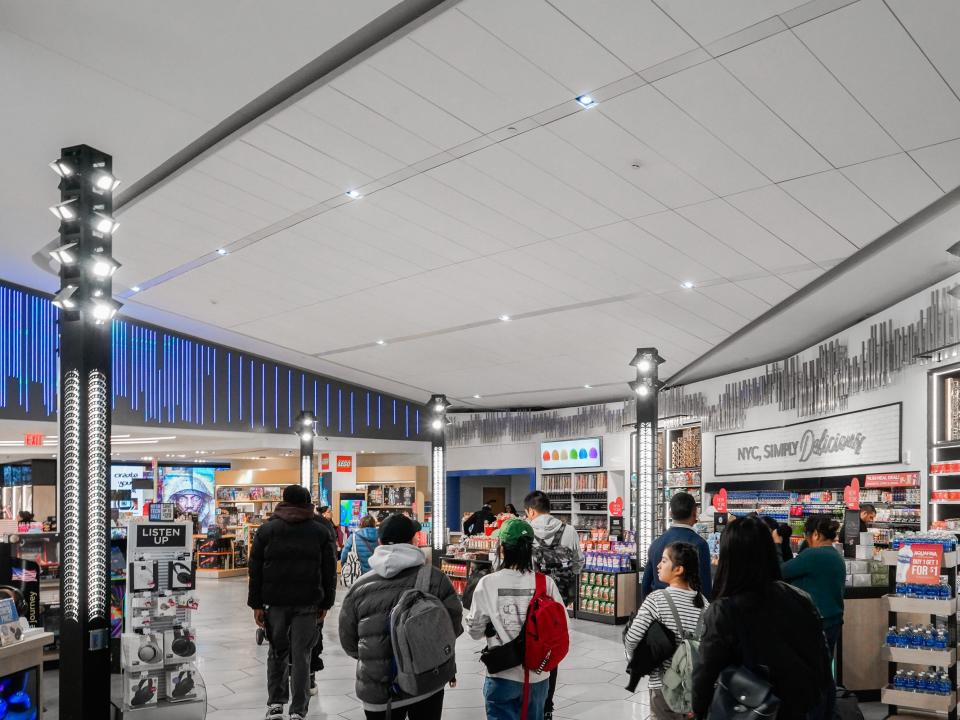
top-left (53, 145), bottom-right (120, 719)
top-left (295, 411), bottom-right (317, 491)
top-left (429, 394), bottom-right (449, 566)
top-left (629, 348), bottom-right (664, 601)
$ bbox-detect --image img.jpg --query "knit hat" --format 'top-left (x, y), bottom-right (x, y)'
top-left (497, 518), bottom-right (534, 547)
top-left (378, 514), bottom-right (421, 545)
top-left (282, 484), bottom-right (311, 505)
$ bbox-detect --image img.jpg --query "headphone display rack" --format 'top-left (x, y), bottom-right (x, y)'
top-left (120, 519), bottom-right (203, 713)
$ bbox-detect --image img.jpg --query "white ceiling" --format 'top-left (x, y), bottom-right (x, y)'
top-left (4, 0), bottom-right (960, 408)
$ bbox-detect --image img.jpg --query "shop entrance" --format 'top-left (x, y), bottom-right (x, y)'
top-left (483, 487), bottom-right (506, 515)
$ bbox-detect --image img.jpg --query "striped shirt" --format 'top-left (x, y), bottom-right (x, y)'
top-left (623, 587), bottom-right (706, 689)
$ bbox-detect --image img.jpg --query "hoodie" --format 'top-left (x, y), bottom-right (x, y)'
top-left (530, 513), bottom-right (583, 575)
top-left (340, 526), bottom-right (378, 574)
top-left (247, 502), bottom-right (337, 610)
top-left (339, 544), bottom-right (463, 709)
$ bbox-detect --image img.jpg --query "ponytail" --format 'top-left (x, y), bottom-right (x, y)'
top-left (666, 541), bottom-right (704, 608)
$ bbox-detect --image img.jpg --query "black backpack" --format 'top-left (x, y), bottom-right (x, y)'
top-left (532, 523), bottom-right (577, 604)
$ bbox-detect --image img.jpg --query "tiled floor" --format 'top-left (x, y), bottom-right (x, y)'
top-left (44, 576), bottom-right (888, 719)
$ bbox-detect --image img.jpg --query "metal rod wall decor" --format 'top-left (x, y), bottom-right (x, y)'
top-left (446, 404), bottom-right (623, 446)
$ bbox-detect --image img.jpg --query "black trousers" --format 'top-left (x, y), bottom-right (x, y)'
top-left (545, 668), bottom-right (557, 713)
top-left (364, 690), bottom-right (445, 720)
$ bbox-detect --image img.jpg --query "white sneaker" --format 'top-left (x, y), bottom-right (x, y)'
top-left (290, 714), bottom-right (305, 720)
top-left (265, 705), bottom-right (284, 720)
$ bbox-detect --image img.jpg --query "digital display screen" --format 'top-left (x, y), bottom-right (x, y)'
top-left (339, 497), bottom-right (367, 529)
top-left (159, 466), bottom-right (225, 531)
top-left (540, 437), bottom-right (602, 470)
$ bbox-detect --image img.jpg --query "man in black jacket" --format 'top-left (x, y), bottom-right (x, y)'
top-left (248, 485), bottom-right (337, 720)
top-left (462, 502), bottom-right (496, 536)
top-left (339, 514), bottom-right (462, 719)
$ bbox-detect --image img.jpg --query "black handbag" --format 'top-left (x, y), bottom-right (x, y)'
top-left (708, 665), bottom-right (780, 719)
top-left (480, 633), bottom-right (524, 674)
top-left (624, 617), bottom-right (677, 692)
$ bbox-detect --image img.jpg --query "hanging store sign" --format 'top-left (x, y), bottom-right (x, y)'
top-left (714, 403), bottom-right (901, 477)
top-left (335, 455), bottom-right (353, 473)
top-left (864, 471), bottom-right (919, 488)
top-left (540, 437), bottom-right (602, 470)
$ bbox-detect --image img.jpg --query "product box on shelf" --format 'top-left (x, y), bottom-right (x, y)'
top-left (167, 666), bottom-right (199, 702)
top-left (126, 675), bottom-right (159, 708)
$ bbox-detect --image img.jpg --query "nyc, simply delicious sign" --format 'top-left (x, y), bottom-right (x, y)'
top-left (714, 403), bottom-right (901, 476)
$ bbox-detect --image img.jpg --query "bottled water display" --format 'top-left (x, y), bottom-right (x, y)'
top-left (886, 624), bottom-right (950, 649)
top-left (892, 669), bottom-right (953, 695)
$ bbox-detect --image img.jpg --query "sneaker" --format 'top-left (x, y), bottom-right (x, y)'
top-left (290, 715), bottom-right (305, 720)
top-left (265, 705), bottom-right (284, 720)
top-left (309, 673), bottom-right (317, 695)
top-left (544, 712), bottom-right (553, 720)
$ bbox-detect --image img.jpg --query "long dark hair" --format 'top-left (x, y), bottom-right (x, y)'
top-left (777, 523), bottom-right (794, 561)
top-left (713, 516), bottom-right (782, 600)
top-left (500, 537), bottom-right (534, 572)
top-left (665, 541), bottom-right (705, 608)
top-left (805, 514), bottom-right (839, 541)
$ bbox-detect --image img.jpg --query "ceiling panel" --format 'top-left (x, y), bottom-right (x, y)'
top-left (547, 110), bottom-right (715, 209)
top-left (655, 60), bottom-right (830, 182)
top-left (735, 275), bottom-right (796, 305)
top-left (887, 0), bottom-right (960, 101)
top-left (600, 86), bottom-right (769, 196)
top-left (460, 0), bottom-right (632, 94)
top-left (726, 184), bottom-right (857, 263)
top-left (502, 127), bottom-right (665, 218)
top-left (330, 63), bottom-right (480, 149)
top-left (198, 150), bottom-right (327, 212)
top-left (911, 139), bottom-right (960, 193)
top-left (678, 199), bottom-right (811, 272)
top-left (795, 0), bottom-right (960, 149)
top-left (779, 170), bottom-right (896, 247)
top-left (546, 0), bottom-right (698, 73)
top-left (720, 31), bottom-right (899, 166)
top-left (841, 153), bottom-right (944, 222)
top-left (634, 211), bottom-right (765, 281)
top-left (778, 266), bottom-right (823, 290)
top-left (655, 0), bottom-right (807, 46)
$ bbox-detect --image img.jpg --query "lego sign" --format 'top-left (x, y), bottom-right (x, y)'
top-left (335, 455), bottom-right (353, 473)
top-left (321, 453), bottom-right (330, 471)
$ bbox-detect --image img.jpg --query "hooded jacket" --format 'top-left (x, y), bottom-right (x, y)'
top-left (338, 543), bottom-right (463, 710)
top-left (247, 502), bottom-right (337, 610)
top-left (530, 513), bottom-right (583, 575)
top-left (340, 526), bottom-right (378, 574)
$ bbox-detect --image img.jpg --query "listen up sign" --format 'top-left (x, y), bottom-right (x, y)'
top-left (714, 403), bottom-right (901, 476)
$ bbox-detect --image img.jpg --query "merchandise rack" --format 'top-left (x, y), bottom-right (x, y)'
top-left (882, 550), bottom-right (958, 718)
top-left (654, 425), bottom-right (702, 536)
top-left (576, 569), bottom-right (637, 624)
top-left (439, 555), bottom-right (492, 597)
top-left (931, 363), bottom-right (960, 535)
top-left (539, 471), bottom-right (609, 533)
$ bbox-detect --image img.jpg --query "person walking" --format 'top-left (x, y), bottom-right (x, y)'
top-left (339, 514), bottom-right (463, 720)
top-left (624, 542), bottom-right (707, 719)
top-left (464, 502), bottom-right (497, 536)
top-left (466, 518), bottom-right (567, 720)
top-left (781, 515), bottom-right (846, 658)
top-left (691, 516), bottom-right (833, 720)
top-left (641, 493), bottom-right (712, 600)
top-left (340, 514), bottom-right (378, 574)
top-left (248, 485), bottom-right (337, 720)
top-left (523, 490), bottom-right (581, 720)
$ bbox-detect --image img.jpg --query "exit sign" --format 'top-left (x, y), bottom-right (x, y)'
top-left (23, 434), bottom-right (44, 447)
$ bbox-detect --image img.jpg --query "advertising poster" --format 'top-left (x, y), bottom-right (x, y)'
top-left (159, 467), bottom-right (223, 530)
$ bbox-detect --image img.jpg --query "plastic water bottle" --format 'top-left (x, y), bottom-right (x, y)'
top-left (893, 670), bottom-right (905, 690)
top-left (886, 626), bottom-right (899, 646)
top-left (939, 671), bottom-right (953, 695)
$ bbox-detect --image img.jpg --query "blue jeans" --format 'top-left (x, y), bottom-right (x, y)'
top-left (483, 676), bottom-right (550, 720)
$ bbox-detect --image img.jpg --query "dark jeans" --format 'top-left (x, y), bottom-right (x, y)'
top-left (544, 668), bottom-right (557, 714)
top-left (267, 605), bottom-right (319, 716)
top-left (811, 624), bottom-right (842, 720)
top-left (363, 689), bottom-right (444, 720)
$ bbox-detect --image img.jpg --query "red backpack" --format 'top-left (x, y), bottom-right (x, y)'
top-left (520, 573), bottom-right (570, 720)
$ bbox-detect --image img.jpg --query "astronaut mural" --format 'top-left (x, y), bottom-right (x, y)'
top-left (159, 467), bottom-right (218, 530)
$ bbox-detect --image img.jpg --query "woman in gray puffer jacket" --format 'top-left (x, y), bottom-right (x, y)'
top-left (339, 515), bottom-right (463, 719)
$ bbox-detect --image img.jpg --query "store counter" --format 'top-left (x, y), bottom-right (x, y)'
top-left (0, 630), bottom-right (53, 718)
top-left (840, 585), bottom-right (887, 694)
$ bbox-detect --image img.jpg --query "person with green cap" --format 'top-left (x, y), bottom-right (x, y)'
top-left (464, 518), bottom-right (568, 720)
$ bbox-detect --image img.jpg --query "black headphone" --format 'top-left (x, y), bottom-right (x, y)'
top-left (171, 671), bottom-right (195, 698)
top-left (170, 628), bottom-right (196, 657)
top-left (137, 634), bottom-right (161, 663)
top-left (172, 562), bottom-right (193, 587)
top-left (131, 678), bottom-right (156, 707)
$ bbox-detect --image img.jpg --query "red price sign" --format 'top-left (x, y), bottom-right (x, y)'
top-left (905, 543), bottom-right (944, 585)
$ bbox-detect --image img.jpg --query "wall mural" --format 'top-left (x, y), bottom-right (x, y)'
top-left (0, 279), bottom-right (426, 441)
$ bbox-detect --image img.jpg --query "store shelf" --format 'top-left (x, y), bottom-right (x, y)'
top-left (886, 594), bottom-right (958, 615)
top-left (884, 645), bottom-right (956, 665)
top-left (882, 550), bottom-right (958, 566)
top-left (881, 687), bottom-right (956, 712)
top-left (574, 608), bottom-right (619, 625)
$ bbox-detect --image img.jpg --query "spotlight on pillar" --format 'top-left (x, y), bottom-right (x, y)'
top-left (52, 144), bottom-right (120, 720)
top-left (428, 393), bottom-right (450, 564)
top-left (295, 411), bottom-right (316, 490)
top-left (629, 347), bottom-right (664, 600)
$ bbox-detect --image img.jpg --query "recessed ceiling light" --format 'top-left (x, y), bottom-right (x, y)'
top-left (376, 339), bottom-right (386, 345)
top-left (131, 286), bottom-right (141, 293)
top-left (681, 281), bottom-right (695, 289)
top-left (346, 190), bottom-right (363, 199)
top-left (499, 315), bottom-right (511, 322)
top-left (217, 248), bottom-right (228, 256)
top-left (472, 394), bottom-right (481, 399)
top-left (584, 384), bottom-right (592, 389)
top-left (575, 95), bottom-right (597, 109)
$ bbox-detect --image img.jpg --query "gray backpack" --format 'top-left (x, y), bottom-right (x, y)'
top-left (660, 590), bottom-right (702, 714)
top-left (389, 565), bottom-right (457, 698)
